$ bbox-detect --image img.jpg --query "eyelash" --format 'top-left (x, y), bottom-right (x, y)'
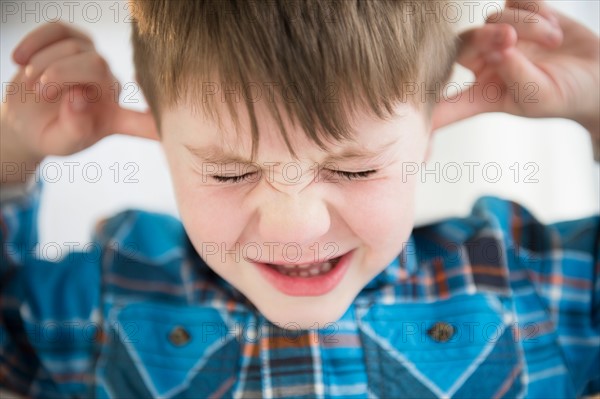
top-left (332, 170), bottom-right (377, 180)
top-left (211, 169), bottom-right (377, 184)
top-left (212, 173), bottom-right (256, 183)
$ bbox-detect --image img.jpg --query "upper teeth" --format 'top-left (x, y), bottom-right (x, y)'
top-left (276, 261), bottom-right (332, 270)
top-left (273, 261), bottom-right (333, 275)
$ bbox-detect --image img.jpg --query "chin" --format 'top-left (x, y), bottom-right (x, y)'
top-left (253, 291), bottom-right (356, 331)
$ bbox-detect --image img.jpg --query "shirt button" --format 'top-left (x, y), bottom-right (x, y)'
top-left (427, 322), bottom-right (454, 342)
top-left (169, 325), bottom-right (191, 346)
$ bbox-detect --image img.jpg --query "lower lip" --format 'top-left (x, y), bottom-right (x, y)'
top-left (254, 250), bottom-right (354, 296)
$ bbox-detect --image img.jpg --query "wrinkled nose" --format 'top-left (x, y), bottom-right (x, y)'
top-left (257, 192), bottom-right (331, 251)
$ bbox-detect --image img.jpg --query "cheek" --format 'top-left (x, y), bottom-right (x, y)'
top-left (339, 175), bottom-right (417, 248)
top-left (339, 134), bottom-right (428, 244)
top-left (180, 189), bottom-right (249, 250)
top-left (166, 158), bottom-right (249, 252)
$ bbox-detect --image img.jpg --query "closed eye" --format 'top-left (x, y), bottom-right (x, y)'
top-left (212, 172), bottom-right (258, 183)
top-left (329, 169), bottom-right (378, 180)
top-left (211, 169), bottom-right (377, 184)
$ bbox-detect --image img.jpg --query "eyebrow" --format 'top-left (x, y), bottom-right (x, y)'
top-left (185, 144), bottom-right (255, 164)
top-left (322, 138), bottom-right (398, 164)
top-left (184, 137), bottom-right (398, 165)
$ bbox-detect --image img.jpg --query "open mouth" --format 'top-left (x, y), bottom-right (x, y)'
top-left (266, 256), bottom-right (343, 278)
top-left (255, 250), bottom-right (354, 296)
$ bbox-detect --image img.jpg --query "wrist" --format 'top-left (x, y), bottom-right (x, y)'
top-left (1, 115), bottom-right (44, 184)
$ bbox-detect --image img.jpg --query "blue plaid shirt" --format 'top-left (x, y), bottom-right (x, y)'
top-left (1, 182), bottom-right (599, 398)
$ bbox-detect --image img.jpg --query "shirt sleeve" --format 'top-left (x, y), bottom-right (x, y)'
top-left (1, 179), bottom-right (101, 398)
top-left (506, 200), bottom-right (600, 397)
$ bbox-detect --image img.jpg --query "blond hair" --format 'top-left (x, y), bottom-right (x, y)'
top-left (131, 0), bottom-right (458, 156)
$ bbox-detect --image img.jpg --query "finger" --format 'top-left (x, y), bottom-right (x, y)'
top-left (111, 109), bottom-right (160, 141)
top-left (24, 39), bottom-right (94, 82)
top-left (431, 100), bottom-right (474, 131)
top-left (490, 46), bottom-right (539, 83)
top-left (431, 84), bottom-right (497, 131)
top-left (455, 24), bottom-right (517, 73)
top-left (12, 22), bottom-right (93, 65)
top-left (487, 7), bottom-right (563, 48)
top-left (40, 85), bottom-right (95, 156)
top-left (503, 1), bottom-right (566, 40)
top-left (504, 0), bottom-right (556, 23)
top-left (39, 52), bottom-right (109, 87)
top-left (487, 46), bottom-right (553, 113)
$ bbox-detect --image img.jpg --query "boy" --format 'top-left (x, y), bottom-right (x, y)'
top-left (1, 0), bottom-right (599, 398)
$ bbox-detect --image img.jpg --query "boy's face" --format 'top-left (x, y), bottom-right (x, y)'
top-left (160, 98), bottom-right (431, 330)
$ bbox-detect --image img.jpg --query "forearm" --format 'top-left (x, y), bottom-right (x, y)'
top-left (1, 111), bottom-right (44, 185)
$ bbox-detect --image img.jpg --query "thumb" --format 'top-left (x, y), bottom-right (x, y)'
top-left (111, 107), bottom-right (160, 141)
top-left (432, 96), bottom-right (477, 131)
top-left (431, 87), bottom-right (495, 131)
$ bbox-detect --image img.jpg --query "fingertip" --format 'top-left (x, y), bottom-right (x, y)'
top-left (24, 64), bottom-right (34, 79)
top-left (486, 25), bottom-right (516, 64)
top-left (493, 24), bottom-right (518, 50)
top-left (546, 28), bottom-right (564, 47)
top-left (12, 47), bottom-right (26, 64)
top-left (504, 24), bottom-right (519, 47)
top-left (481, 24), bottom-right (516, 53)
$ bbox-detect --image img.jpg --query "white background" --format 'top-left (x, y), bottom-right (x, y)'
top-left (1, 0), bottom-right (598, 250)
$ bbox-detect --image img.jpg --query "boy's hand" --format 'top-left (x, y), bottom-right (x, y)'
top-left (1, 22), bottom-right (159, 178)
top-left (432, 0), bottom-right (599, 140)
